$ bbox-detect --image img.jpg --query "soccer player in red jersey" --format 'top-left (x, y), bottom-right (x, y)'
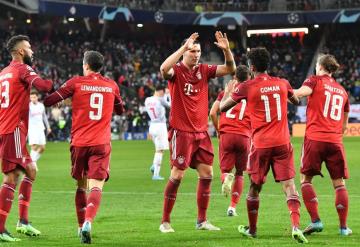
top-left (44, 51), bottom-right (124, 244)
top-left (294, 54), bottom-right (352, 236)
top-left (209, 65), bottom-right (251, 217)
top-left (220, 47), bottom-right (308, 243)
top-left (0, 35), bottom-right (53, 242)
top-left (159, 32), bottom-right (236, 233)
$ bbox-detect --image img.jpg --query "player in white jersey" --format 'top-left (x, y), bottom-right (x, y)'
top-left (145, 85), bottom-right (171, 180)
top-left (28, 91), bottom-right (51, 163)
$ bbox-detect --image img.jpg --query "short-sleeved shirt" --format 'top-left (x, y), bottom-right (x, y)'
top-left (303, 75), bottom-right (349, 143)
top-left (231, 73), bottom-right (294, 148)
top-left (168, 62), bottom-right (217, 132)
top-left (0, 61), bottom-right (43, 135)
top-left (55, 73), bottom-right (123, 146)
top-left (217, 91), bottom-right (251, 137)
top-left (145, 95), bottom-right (170, 124)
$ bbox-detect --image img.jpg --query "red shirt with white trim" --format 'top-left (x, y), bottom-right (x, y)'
top-left (231, 73), bottom-right (294, 148)
top-left (303, 75), bottom-right (349, 143)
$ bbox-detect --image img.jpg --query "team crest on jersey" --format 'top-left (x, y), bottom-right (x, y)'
top-left (177, 155), bottom-right (185, 165)
top-left (184, 83), bottom-right (200, 96)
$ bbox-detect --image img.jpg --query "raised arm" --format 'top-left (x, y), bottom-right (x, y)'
top-left (219, 80), bottom-right (238, 112)
top-left (209, 100), bottom-right (220, 135)
top-left (44, 79), bottom-right (75, 107)
top-left (19, 64), bottom-right (53, 92)
top-left (213, 31), bottom-right (236, 77)
top-left (160, 33), bottom-right (199, 80)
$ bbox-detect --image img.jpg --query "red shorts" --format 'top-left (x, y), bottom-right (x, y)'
top-left (168, 129), bottom-right (214, 170)
top-left (219, 133), bottom-right (250, 175)
top-left (70, 144), bottom-right (111, 181)
top-left (248, 143), bottom-right (295, 185)
top-left (300, 138), bottom-right (348, 179)
top-left (0, 128), bottom-right (32, 173)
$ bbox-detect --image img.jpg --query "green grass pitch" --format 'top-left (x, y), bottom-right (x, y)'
top-left (1, 137), bottom-right (359, 246)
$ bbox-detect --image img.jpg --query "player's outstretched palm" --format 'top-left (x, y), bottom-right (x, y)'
top-left (183, 33), bottom-right (199, 50)
top-left (214, 31), bottom-right (230, 51)
top-left (225, 79), bottom-right (237, 94)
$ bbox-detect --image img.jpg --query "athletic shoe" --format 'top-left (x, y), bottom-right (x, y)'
top-left (292, 227), bottom-right (308, 244)
top-left (196, 221), bottom-right (220, 231)
top-left (152, 175), bottom-right (165, 181)
top-left (227, 207), bottom-right (238, 217)
top-left (303, 220), bottom-right (323, 235)
top-left (222, 173), bottom-right (234, 197)
top-left (238, 225), bottom-right (256, 238)
top-left (339, 227), bottom-right (352, 236)
top-left (0, 230), bottom-right (21, 242)
top-left (16, 221), bottom-right (41, 236)
top-left (159, 222), bottom-right (175, 233)
top-left (150, 165), bottom-right (155, 175)
top-left (81, 221), bottom-right (91, 244)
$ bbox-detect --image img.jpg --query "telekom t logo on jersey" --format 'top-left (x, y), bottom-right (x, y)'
top-left (184, 83), bottom-right (200, 96)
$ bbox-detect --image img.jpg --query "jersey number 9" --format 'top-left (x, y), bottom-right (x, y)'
top-left (89, 93), bottom-right (103, 120)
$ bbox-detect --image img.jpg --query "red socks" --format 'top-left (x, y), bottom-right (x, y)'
top-left (85, 187), bottom-right (102, 222)
top-left (246, 196), bottom-right (259, 234)
top-left (230, 176), bottom-right (244, 208)
top-left (287, 195), bottom-right (301, 228)
top-left (162, 178), bottom-right (180, 223)
top-left (335, 185), bottom-right (348, 229)
top-left (75, 188), bottom-right (87, 227)
top-left (0, 183), bottom-right (16, 232)
top-left (197, 177), bottom-right (212, 223)
top-left (18, 177), bottom-right (33, 224)
top-left (301, 182), bottom-right (320, 222)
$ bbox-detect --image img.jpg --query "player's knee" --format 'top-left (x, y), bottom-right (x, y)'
top-left (234, 169), bottom-right (243, 176)
top-left (25, 164), bottom-right (37, 181)
top-left (3, 169), bottom-right (22, 185)
top-left (170, 166), bottom-right (186, 180)
top-left (282, 180), bottom-right (296, 195)
top-left (249, 182), bottom-right (262, 196)
top-left (332, 178), bottom-right (345, 188)
top-left (38, 146), bottom-right (45, 153)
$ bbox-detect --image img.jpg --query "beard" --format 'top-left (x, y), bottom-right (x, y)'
top-left (23, 54), bottom-right (33, 66)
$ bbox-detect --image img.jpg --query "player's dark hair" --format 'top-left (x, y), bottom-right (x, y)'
top-left (6, 35), bottom-right (30, 53)
top-left (155, 84), bottom-right (166, 91)
top-left (247, 47), bottom-right (270, 73)
top-left (181, 38), bottom-right (200, 46)
top-left (235, 65), bottom-right (251, 82)
top-left (83, 50), bottom-right (104, 72)
top-left (318, 54), bottom-right (340, 74)
top-left (30, 91), bottom-right (38, 96)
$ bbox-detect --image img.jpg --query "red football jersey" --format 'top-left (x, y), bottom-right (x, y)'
top-left (303, 75), bottom-right (349, 143)
top-left (231, 73), bottom-right (293, 148)
top-left (0, 61), bottom-right (51, 135)
top-left (217, 91), bottom-right (251, 137)
top-left (52, 73), bottom-right (123, 146)
top-left (168, 62), bottom-right (217, 132)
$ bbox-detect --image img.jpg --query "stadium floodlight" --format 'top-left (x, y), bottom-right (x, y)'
top-left (26, 18), bottom-right (31, 24)
top-left (137, 23), bottom-right (143, 28)
top-left (68, 17), bottom-right (75, 22)
top-left (247, 27), bottom-right (308, 37)
top-left (314, 24), bottom-right (319, 28)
